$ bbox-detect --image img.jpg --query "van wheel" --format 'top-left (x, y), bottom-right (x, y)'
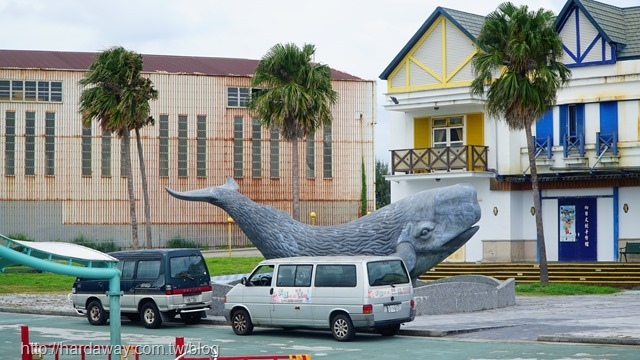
top-left (141, 303), bottom-right (162, 329)
top-left (377, 324), bottom-right (401, 336)
top-left (331, 314), bottom-right (355, 342)
top-left (86, 300), bottom-right (107, 326)
top-left (231, 309), bottom-right (254, 335)
top-left (181, 312), bottom-right (201, 325)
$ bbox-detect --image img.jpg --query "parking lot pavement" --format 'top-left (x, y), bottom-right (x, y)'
top-left (398, 290), bottom-right (640, 345)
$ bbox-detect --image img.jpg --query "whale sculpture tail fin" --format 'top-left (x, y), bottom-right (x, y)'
top-left (165, 176), bottom-right (239, 202)
top-left (221, 176), bottom-right (239, 192)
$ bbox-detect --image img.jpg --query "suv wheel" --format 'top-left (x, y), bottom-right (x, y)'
top-left (231, 309), bottom-right (254, 335)
top-left (141, 303), bottom-right (162, 329)
top-left (331, 313), bottom-right (355, 342)
top-left (86, 300), bottom-right (107, 326)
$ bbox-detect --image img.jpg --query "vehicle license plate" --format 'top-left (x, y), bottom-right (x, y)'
top-left (384, 304), bottom-right (400, 313)
top-left (184, 295), bottom-right (198, 303)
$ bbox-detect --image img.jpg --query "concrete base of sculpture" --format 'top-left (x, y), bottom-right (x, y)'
top-left (207, 275), bottom-right (515, 317)
top-left (412, 275), bottom-right (515, 316)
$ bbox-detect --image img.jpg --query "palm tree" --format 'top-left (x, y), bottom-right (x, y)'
top-left (79, 46), bottom-right (158, 250)
top-left (471, 2), bottom-right (571, 284)
top-left (248, 43), bottom-right (338, 221)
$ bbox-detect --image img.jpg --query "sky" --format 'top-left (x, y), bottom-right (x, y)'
top-left (0, 0), bottom-right (568, 161)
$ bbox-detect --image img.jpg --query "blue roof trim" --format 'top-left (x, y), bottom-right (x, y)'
top-left (555, 0), bottom-right (614, 44)
top-left (379, 7), bottom-right (479, 80)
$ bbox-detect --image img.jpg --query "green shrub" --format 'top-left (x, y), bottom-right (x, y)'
top-left (166, 236), bottom-right (201, 249)
top-left (71, 236), bottom-right (121, 253)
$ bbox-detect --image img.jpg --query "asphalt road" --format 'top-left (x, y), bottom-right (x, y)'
top-left (2, 312), bottom-right (638, 360)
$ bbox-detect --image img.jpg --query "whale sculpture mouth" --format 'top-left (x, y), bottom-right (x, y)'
top-left (446, 226), bottom-right (480, 250)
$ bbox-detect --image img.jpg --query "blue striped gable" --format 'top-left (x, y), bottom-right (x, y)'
top-left (556, 3), bottom-right (616, 67)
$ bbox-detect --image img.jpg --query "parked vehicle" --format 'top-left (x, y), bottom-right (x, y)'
top-left (70, 249), bottom-right (213, 329)
top-left (224, 256), bottom-right (415, 341)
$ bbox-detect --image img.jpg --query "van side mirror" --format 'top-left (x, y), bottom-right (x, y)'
top-left (241, 277), bottom-right (248, 286)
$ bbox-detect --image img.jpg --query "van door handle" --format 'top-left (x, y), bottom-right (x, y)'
top-left (270, 288), bottom-right (273, 295)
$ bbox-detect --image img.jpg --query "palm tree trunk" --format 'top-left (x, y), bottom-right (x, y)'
top-left (122, 128), bottom-right (139, 250)
top-left (291, 137), bottom-right (300, 221)
top-left (135, 128), bottom-right (153, 249)
top-left (525, 126), bottom-right (549, 284)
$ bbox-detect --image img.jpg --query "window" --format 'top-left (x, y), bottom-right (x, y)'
top-left (227, 87), bottom-right (250, 107)
top-left (0, 80), bottom-right (62, 102)
top-left (37, 81), bottom-right (49, 102)
top-left (270, 128), bottom-right (280, 178)
top-left (25, 81), bottom-right (37, 101)
top-left (4, 111), bottom-right (15, 175)
top-left (0, 81), bottom-right (9, 100)
top-left (170, 255), bottom-right (208, 278)
top-left (25, 111), bottom-right (35, 176)
top-left (50, 82), bottom-right (62, 102)
top-left (233, 117), bottom-right (243, 178)
top-left (82, 127), bottom-right (92, 177)
top-left (276, 265), bottom-right (312, 287)
top-left (323, 125), bottom-right (332, 178)
top-left (11, 81), bottom-right (23, 101)
top-left (432, 116), bottom-right (464, 148)
top-left (251, 118), bottom-right (261, 178)
top-left (101, 130), bottom-right (111, 177)
top-left (178, 115), bottom-right (188, 177)
top-left (227, 87), bottom-right (262, 107)
top-left (120, 261), bottom-right (135, 280)
top-left (44, 112), bottom-right (55, 175)
top-left (136, 260), bottom-right (161, 279)
top-left (315, 265), bottom-right (357, 287)
top-left (246, 264), bottom-right (274, 286)
top-left (367, 260), bottom-right (409, 286)
top-left (568, 105), bottom-right (577, 138)
top-left (197, 115), bottom-right (207, 177)
top-left (306, 136), bottom-right (315, 179)
top-left (159, 115), bottom-right (169, 177)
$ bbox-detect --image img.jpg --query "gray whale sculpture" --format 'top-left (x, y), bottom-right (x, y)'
top-left (166, 177), bottom-right (481, 279)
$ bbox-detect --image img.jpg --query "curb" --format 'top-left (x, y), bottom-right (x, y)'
top-left (538, 335), bottom-right (640, 346)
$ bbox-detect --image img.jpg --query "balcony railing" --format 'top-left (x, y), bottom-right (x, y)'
top-left (391, 145), bottom-right (488, 175)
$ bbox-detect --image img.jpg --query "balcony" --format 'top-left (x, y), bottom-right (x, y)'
top-left (391, 145), bottom-right (488, 175)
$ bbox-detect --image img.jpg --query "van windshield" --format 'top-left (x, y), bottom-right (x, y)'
top-left (170, 255), bottom-right (208, 279)
top-left (367, 260), bottom-right (410, 286)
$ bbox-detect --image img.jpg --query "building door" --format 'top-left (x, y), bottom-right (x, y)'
top-left (558, 197), bottom-right (597, 261)
top-left (432, 117), bottom-right (465, 170)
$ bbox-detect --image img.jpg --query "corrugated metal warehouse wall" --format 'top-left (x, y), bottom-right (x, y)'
top-left (0, 67), bottom-right (376, 249)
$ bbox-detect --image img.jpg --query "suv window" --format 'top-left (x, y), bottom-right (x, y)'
top-left (315, 264), bottom-right (356, 287)
top-left (170, 255), bottom-right (208, 278)
top-left (120, 261), bottom-right (135, 280)
top-left (137, 260), bottom-right (161, 279)
top-left (367, 260), bottom-right (409, 286)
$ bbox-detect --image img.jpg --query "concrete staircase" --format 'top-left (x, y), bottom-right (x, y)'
top-left (420, 262), bottom-right (640, 288)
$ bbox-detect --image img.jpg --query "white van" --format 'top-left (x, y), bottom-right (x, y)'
top-left (223, 256), bottom-right (415, 341)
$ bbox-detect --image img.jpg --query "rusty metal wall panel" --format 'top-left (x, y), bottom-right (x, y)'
top-left (0, 66), bottom-right (375, 246)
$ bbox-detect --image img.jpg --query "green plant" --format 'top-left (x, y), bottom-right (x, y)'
top-left (71, 236), bottom-right (121, 253)
top-left (6, 233), bottom-right (33, 241)
top-left (516, 283), bottom-right (620, 296)
top-left (166, 236), bottom-right (200, 249)
top-left (361, 159), bottom-right (367, 216)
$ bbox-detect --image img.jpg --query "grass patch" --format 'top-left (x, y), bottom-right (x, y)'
top-left (0, 273), bottom-right (76, 294)
top-left (205, 256), bottom-right (263, 276)
top-left (516, 282), bottom-right (621, 296)
top-left (0, 255), bottom-right (264, 294)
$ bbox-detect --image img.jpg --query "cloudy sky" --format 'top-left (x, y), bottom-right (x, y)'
top-left (0, 0), bottom-right (568, 161)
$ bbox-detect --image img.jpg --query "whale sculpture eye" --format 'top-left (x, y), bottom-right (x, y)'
top-left (415, 221), bottom-right (436, 240)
